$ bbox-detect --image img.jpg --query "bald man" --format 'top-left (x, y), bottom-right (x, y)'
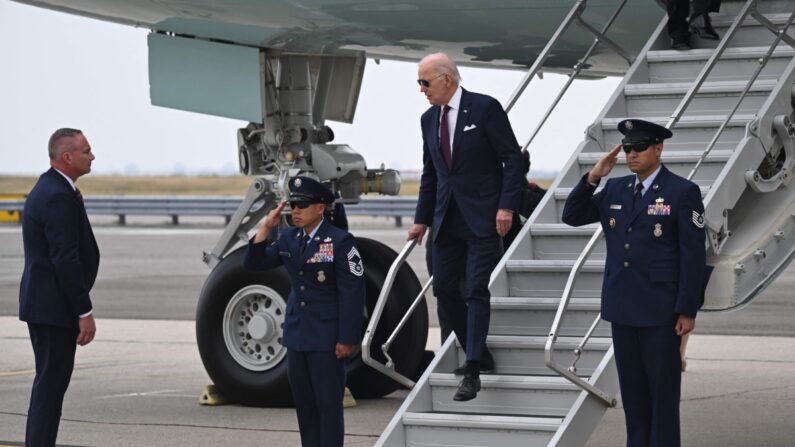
top-left (408, 53), bottom-right (523, 401)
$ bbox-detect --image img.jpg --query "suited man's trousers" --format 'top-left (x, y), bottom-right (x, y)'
top-left (287, 350), bottom-right (346, 447)
top-left (611, 322), bottom-right (683, 447)
top-left (432, 198), bottom-right (501, 362)
top-left (26, 323), bottom-right (78, 447)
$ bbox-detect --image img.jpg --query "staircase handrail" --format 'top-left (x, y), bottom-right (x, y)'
top-left (361, 239), bottom-right (432, 388)
top-left (505, 0), bottom-right (633, 114)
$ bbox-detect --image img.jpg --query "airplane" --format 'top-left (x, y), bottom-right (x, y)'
top-left (9, 0), bottom-right (795, 445)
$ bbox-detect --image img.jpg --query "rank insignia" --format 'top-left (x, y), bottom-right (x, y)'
top-left (609, 217), bottom-right (616, 229)
top-left (317, 270), bottom-right (326, 283)
top-left (654, 223), bottom-right (663, 237)
top-left (307, 243), bottom-right (334, 263)
top-left (347, 246), bottom-right (364, 276)
top-left (692, 211), bottom-right (705, 228)
top-left (647, 198), bottom-right (671, 216)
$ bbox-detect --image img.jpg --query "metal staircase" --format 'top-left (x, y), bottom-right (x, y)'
top-left (373, 1), bottom-right (795, 445)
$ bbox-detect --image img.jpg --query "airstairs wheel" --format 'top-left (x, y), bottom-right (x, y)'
top-left (195, 238), bottom-right (428, 406)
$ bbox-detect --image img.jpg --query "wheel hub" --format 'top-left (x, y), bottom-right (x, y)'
top-left (222, 284), bottom-right (287, 372)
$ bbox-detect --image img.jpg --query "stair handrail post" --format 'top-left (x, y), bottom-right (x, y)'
top-left (361, 239), bottom-right (420, 388)
top-left (545, 226), bottom-right (616, 406)
top-left (666, 0), bottom-right (757, 129)
top-left (522, 0), bottom-right (632, 152)
top-left (504, 0), bottom-right (587, 113)
top-left (687, 9), bottom-right (795, 182)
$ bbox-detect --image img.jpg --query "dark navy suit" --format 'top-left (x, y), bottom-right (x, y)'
top-left (244, 219), bottom-right (364, 447)
top-left (19, 168), bottom-right (99, 446)
top-left (562, 165), bottom-right (707, 447)
top-left (414, 88), bottom-right (523, 362)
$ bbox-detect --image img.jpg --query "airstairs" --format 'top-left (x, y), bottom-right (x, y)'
top-left (370, 1), bottom-right (795, 445)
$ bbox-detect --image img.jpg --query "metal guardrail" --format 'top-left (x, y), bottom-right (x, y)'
top-left (0, 195), bottom-right (419, 226)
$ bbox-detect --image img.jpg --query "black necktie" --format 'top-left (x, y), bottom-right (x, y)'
top-left (439, 105), bottom-right (452, 169)
top-left (75, 188), bottom-right (85, 208)
top-left (633, 182), bottom-right (644, 212)
top-left (300, 234), bottom-right (310, 255)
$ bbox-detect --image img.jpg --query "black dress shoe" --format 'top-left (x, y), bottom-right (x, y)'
top-left (671, 35), bottom-right (691, 51)
top-left (453, 353), bottom-right (495, 375)
top-left (690, 14), bottom-right (720, 40)
top-left (453, 374), bottom-right (481, 402)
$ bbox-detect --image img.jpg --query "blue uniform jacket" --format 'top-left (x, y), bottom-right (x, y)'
top-left (243, 220), bottom-right (365, 351)
top-left (19, 168), bottom-right (99, 329)
top-left (414, 88), bottom-right (524, 241)
top-left (562, 165), bottom-right (707, 326)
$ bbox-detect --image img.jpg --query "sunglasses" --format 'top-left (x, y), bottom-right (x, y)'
top-left (622, 142), bottom-right (654, 153)
top-left (416, 73), bottom-right (446, 88)
top-left (289, 201), bottom-right (315, 210)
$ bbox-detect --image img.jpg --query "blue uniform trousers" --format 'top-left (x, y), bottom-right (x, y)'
top-left (432, 198), bottom-right (500, 361)
top-left (287, 350), bottom-right (346, 447)
top-left (611, 322), bottom-right (683, 447)
top-left (26, 323), bottom-right (78, 447)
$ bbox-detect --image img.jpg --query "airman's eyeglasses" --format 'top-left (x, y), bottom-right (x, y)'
top-left (417, 73), bottom-right (446, 87)
top-left (622, 143), bottom-right (653, 154)
top-left (290, 201), bottom-right (313, 209)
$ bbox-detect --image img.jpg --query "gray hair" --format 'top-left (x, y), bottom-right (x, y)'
top-left (420, 52), bottom-right (462, 84)
top-left (48, 128), bottom-right (83, 160)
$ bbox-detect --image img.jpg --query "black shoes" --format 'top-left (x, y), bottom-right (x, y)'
top-left (671, 34), bottom-right (691, 51)
top-left (453, 373), bottom-right (481, 402)
top-left (690, 14), bottom-right (720, 40)
top-left (453, 352), bottom-right (495, 376)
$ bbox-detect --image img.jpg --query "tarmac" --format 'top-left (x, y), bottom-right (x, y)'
top-left (1, 217), bottom-right (795, 446)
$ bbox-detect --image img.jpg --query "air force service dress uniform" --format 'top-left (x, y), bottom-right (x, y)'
top-left (244, 177), bottom-right (365, 447)
top-left (562, 120), bottom-right (708, 447)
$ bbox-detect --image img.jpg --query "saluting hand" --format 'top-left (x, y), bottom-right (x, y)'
top-left (335, 343), bottom-right (355, 359)
top-left (587, 144), bottom-right (622, 184)
top-left (254, 201), bottom-right (287, 243)
top-left (77, 315), bottom-right (96, 346)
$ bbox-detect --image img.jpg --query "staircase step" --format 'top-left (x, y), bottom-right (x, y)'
top-left (505, 260), bottom-right (604, 299)
top-left (623, 79), bottom-right (775, 117)
top-left (646, 46), bottom-right (795, 83)
top-left (454, 335), bottom-right (612, 376)
top-left (687, 12), bottom-right (795, 49)
top-left (402, 412), bottom-right (561, 447)
top-left (490, 296), bottom-right (608, 337)
top-left (429, 373), bottom-right (581, 417)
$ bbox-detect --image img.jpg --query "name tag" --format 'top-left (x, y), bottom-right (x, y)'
top-left (610, 204), bottom-right (622, 210)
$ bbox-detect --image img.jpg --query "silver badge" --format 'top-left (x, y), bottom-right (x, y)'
top-left (294, 178), bottom-right (302, 187)
top-left (652, 184), bottom-right (659, 190)
top-left (625, 120), bottom-right (634, 130)
top-left (654, 223), bottom-right (663, 237)
top-left (317, 270), bottom-right (326, 282)
top-left (656, 197), bottom-right (664, 204)
top-left (314, 236), bottom-right (320, 241)
top-left (323, 237), bottom-right (332, 242)
top-left (609, 217), bottom-right (616, 229)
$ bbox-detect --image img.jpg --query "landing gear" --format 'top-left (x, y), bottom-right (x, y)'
top-left (196, 238), bottom-right (428, 406)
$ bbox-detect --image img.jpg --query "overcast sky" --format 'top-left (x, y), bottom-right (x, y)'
top-left (0, 1), bottom-right (621, 177)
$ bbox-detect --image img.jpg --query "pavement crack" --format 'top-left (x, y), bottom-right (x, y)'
top-left (0, 411), bottom-right (379, 438)
top-left (682, 384), bottom-right (795, 403)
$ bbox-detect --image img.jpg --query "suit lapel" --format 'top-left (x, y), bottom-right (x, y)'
top-left (451, 89), bottom-right (471, 170)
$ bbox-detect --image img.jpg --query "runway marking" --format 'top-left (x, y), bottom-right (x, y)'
top-left (97, 389), bottom-right (193, 399)
top-left (0, 368), bottom-right (35, 377)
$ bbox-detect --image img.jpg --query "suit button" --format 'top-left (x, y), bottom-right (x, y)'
top-left (300, 285), bottom-right (305, 291)
top-left (623, 261), bottom-right (629, 267)
top-left (299, 271), bottom-right (303, 276)
top-left (627, 227), bottom-right (633, 233)
top-left (624, 243), bottom-right (630, 249)
top-left (300, 301), bottom-right (306, 307)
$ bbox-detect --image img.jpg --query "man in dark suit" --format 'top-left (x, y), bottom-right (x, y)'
top-left (667, 0), bottom-right (722, 50)
top-left (244, 176), bottom-right (365, 447)
top-left (20, 128), bottom-right (99, 446)
top-left (562, 119), bottom-right (709, 447)
top-left (408, 52), bottom-right (523, 401)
